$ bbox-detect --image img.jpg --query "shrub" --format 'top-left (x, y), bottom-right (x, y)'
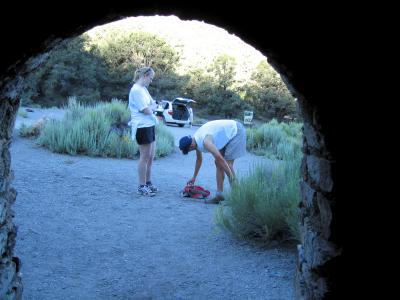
top-left (216, 118), bottom-right (303, 245)
top-left (18, 118), bottom-right (49, 138)
top-left (246, 119), bottom-right (303, 160)
top-left (216, 156), bottom-right (301, 245)
top-left (37, 99), bottom-right (174, 158)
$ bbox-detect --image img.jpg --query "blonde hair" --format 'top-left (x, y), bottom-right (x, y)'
top-left (133, 66), bottom-right (154, 82)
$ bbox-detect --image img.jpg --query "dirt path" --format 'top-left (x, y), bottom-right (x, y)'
top-left (11, 109), bottom-right (296, 299)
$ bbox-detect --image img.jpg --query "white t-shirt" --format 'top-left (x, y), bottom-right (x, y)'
top-left (193, 120), bottom-right (238, 153)
top-left (128, 83), bottom-right (157, 129)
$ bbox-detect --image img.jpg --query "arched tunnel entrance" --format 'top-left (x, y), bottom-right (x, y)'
top-left (1, 3), bottom-right (346, 299)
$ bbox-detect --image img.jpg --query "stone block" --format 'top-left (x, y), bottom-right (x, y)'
top-left (0, 262), bottom-right (16, 298)
top-left (306, 155), bottom-right (334, 192)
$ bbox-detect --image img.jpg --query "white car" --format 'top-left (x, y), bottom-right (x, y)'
top-left (155, 97), bottom-right (195, 127)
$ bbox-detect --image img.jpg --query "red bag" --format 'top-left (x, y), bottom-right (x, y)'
top-left (181, 185), bottom-right (210, 199)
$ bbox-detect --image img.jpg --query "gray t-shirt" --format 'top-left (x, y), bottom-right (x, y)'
top-left (193, 120), bottom-right (238, 153)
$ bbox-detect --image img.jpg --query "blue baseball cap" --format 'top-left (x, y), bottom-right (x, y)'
top-left (179, 135), bottom-right (192, 154)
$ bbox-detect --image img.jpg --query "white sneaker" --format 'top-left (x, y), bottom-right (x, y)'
top-left (137, 185), bottom-right (156, 197)
top-left (146, 183), bottom-right (158, 193)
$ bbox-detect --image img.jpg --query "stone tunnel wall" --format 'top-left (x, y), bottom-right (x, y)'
top-left (294, 96), bottom-right (341, 299)
top-left (0, 96), bottom-right (23, 300)
top-left (0, 9), bottom-right (344, 298)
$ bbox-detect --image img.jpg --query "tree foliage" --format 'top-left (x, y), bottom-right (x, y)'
top-left (208, 54), bottom-right (237, 91)
top-left (19, 29), bottom-right (296, 121)
top-left (243, 60), bottom-right (297, 121)
top-left (202, 54), bottom-right (250, 118)
top-left (20, 35), bottom-right (107, 106)
top-left (20, 31), bottom-right (180, 106)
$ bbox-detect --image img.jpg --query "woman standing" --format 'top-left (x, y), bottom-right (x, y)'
top-left (129, 67), bottom-right (158, 197)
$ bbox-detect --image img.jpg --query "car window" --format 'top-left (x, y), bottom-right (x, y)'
top-left (163, 102), bottom-right (169, 109)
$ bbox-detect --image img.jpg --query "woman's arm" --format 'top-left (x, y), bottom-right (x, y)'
top-left (140, 107), bottom-right (154, 115)
top-left (131, 86), bottom-right (156, 115)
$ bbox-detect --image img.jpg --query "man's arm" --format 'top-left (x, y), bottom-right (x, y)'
top-left (203, 135), bottom-right (235, 182)
top-left (193, 149), bottom-right (203, 178)
top-left (189, 149), bottom-right (203, 184)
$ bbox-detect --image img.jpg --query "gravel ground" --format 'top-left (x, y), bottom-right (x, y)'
top-left (10, 108), bottom-right (296, 299)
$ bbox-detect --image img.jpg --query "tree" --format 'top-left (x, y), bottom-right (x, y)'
top-left (208, 54), bottom-right (237, 91)
top-left (244, 60), bottom-right (297, 120)
top-left (181, 68), bottom-right (215, 107)
top-left (91, 30), bottom-right (180, 100)
top-left (18, 31), bottom-right (181, 106)
top-left (19, 35), bottom-right (107, 106)
top-left (204, 54), bottom-right (250, 118)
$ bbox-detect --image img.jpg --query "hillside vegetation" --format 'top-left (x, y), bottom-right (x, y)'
top-left (20, 16), bottom-right (297, 121)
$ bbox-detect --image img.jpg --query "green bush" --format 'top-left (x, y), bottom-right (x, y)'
top-left (153, 123), bottom-right (175, 158)
top-left (216, 118), bottom-right (302, 245)
top-left (37, 99), bottom-right (174, 159)
top-left (216, 156), bottom-right (301, 245)
top-left (246, 119), bottom-right (302, 160)
top-left (19, 123), bottom-right (41, 138)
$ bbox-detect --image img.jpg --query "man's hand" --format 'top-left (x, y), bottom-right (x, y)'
top-left (187, 177), bottom-right (196, 186)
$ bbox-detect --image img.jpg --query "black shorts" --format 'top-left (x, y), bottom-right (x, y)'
top-left (136, 126), bottom-right (156, 145)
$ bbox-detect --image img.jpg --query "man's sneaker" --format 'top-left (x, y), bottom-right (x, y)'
top-left (137, 185), bottom-right (156, 197)
top-left (204, 194), bottom-right (224, 204)
top-left (146, 182), bottom-right (158, 193)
